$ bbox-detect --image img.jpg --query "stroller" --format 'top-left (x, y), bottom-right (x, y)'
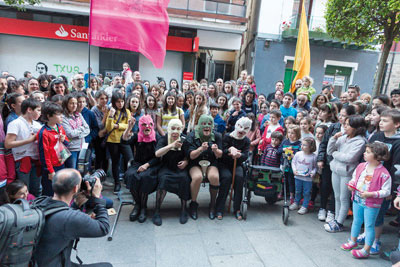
top-left (241, 154), bottom-right (290, 225)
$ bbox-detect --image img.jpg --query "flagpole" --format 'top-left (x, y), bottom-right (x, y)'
top-left (88, 0), bottom-right (92, 85)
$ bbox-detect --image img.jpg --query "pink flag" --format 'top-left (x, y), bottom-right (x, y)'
top-left (89, 0), bottom-right (170, 69)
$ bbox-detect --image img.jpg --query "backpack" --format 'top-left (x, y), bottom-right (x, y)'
top-left (0, 197), bottom-right (69, 267)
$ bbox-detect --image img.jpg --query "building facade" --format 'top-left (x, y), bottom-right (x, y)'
top-left (240, 0), bottom-right (380, 98)
top-left (0, 0), bottom-right (248, 84)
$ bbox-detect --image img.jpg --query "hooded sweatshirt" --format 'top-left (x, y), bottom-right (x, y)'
top-left (327, 134), bottom-right (367, 177)
top-left (369, 130), bottom-right (400, 185)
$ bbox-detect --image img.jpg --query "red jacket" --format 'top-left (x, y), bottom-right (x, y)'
top-left (258, 124), bottom-right (284, 152)
top-left (37, 124), bottom-right (69, 174)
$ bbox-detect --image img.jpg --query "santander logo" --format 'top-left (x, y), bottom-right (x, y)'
top-left (55, 25), bottom-right (69, 37)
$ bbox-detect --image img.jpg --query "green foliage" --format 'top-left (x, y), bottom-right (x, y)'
top-left (4, 0), bottom-right (41, 10)
top-left (325, 0), bottom-right (400, 45)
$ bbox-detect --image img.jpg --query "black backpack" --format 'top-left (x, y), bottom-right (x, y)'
top-left (0, 197), bottom-right (69, 267)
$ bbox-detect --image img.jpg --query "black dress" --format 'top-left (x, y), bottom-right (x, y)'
top-left (156, 135), bottom-right (191, 200)
top-left (122, 133), bottom-right (160, 194)
top-left (186, 131), bottom-right (223, 168)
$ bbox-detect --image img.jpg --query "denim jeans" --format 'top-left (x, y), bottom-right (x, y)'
top-left (351, 201), bottom-right (380, 246)
top-left (65, 151), bottom-right (79, 169)
top-left (41, 165), bottom-right (64, 196)
top-left (295, 178), bottom-right (312, 208)
top-left (375, 198), bottom-right (391, 227)
top-left (15, 160), bottom-right (42, 197)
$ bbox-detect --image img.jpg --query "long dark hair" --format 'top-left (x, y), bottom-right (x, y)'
top-left (2, 93), bottom-right (22, 121)
top-left (125, 94), bottom-right (142, 116)
top-left (162, 91), bottom-right (177, 114)
top-left (144, 94), bottom-right (158, 111)
top-left (111, 92), bottom-right (128, 119)
top-left (6, 180), bottom-right (27, 203)
top-left (62, 93), bottom-right (77, 116)
top-left (169, 78), bottom-right (179, 90)
top-left (347, 115), bottom-right (366, 137)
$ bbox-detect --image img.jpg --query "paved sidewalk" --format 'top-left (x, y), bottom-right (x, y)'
top-left (77, 186), bottom-right (395, 267)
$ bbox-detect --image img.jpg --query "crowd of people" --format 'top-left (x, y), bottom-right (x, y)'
top-left (1, 64), bottom-right (400, 263)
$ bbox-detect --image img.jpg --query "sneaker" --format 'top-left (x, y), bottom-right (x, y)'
top-left (356, 233), bottom-right (366, 245)
top-left (289, 202), bottom-right (299, 210)
top-left (341, 241), bottom-right (358, 251)
top-left (298, 206), bottom-right (308, 215)
top-left (318, 208), bottom-right (327, 221)
top-left (381, 247), bottom-right (400, 261)
top-left (370, 240), bottom-right (382, 255)
top-left (325, 211), bottom-right (335, 223)
top-left (103, 180), bottom-right (114, 187)
top-left (324, 220), bottom-right (343, 233)
top-left (351, 248), bottom-right (369, 259)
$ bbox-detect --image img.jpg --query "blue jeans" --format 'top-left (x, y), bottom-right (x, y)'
top-left (41, 165), bottom-right (64, 196)
top-left (295, 178), bottom-right (312, 208)
top-left (65, 151), bottom-right (79, 169)
top-left (15, 160), bottom-right (42, 197)
top-left (375, 198), bottom-right (391, 227)
top-left (351, 201), bottom-right (380, 246)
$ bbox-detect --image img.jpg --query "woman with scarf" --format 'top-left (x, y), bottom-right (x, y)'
top-left (187, 114), bottom-right (223, 220)
top-left (216, 117), bottom-right (251, 220)
top-left (122, 115), bottom-right (160, 223)
top-left (152, 119), bottom-right (190, 226)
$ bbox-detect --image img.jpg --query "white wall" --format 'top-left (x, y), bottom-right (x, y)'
top-left (197, 30), bottom-right (242, 50)
top-left (139, 51), bottom-right (183, 86)
top-left (0, 34), bottom-right (99, 80)
top-left (310, 0), bottom-right (327, 30)
top-left (257, 0), bottom-right (294, 37)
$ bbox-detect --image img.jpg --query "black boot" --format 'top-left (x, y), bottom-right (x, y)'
top-left (129, 190), bottom-right (141, 221)
top-left (209, 184), bottom-right (219, 220)
top-left (138, 193), bottom-right (148, 223)
top-left (189, 201), bottom-right (199, 220)
top-left (113, 182), bottom-right (121, 194)
top-left (179, 199), bottom-right (188, 224)
top-left (129, 205), bottom-right (140, 221)
top-left (152, 190), bottom-right (166, 226)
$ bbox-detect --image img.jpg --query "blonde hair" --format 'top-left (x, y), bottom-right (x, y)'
top-left (361, 93), bottom-right (371, 104)
top-left (288, 124), bottom-right (301, 140)
top-left (302, 76), bottom-right (314, 86)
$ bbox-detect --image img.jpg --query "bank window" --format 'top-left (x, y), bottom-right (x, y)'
top-left (323, 65), bottom-right (352, 97)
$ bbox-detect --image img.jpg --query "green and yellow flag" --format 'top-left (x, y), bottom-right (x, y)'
top-left (290, 3), bottom-right (310, 93)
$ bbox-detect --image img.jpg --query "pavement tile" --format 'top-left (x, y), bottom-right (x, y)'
top-left (209, 253), bottom-right (264, 267)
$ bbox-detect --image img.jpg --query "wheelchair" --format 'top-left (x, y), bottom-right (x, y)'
top-left (240, 154), bottom-right (290, 225)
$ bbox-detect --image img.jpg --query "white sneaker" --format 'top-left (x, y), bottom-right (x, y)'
top-left (298, 207), bottom-right (308, 215)
top-left (318, 208), bottom-right (327, 221)
top-left (326, 211), bottom-right (335, 223)
top-left (289, 202), bottom-right (299, 210)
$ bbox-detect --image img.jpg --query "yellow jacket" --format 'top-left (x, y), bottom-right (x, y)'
top-left (105, 109), bottom-right (131, 143)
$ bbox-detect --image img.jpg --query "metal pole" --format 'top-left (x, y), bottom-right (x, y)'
top-left (88, 0), bottom-right (92, 83)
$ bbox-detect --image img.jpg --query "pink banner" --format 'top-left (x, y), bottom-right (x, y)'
top-left (89, 0), bottom-right (170, 69)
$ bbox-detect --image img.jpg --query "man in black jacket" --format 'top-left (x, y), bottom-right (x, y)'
top-left (33, 169), bottom-right (111, 267)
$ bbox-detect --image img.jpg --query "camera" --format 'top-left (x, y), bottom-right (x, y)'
top-left (81, 169), bottom-right (107, 192)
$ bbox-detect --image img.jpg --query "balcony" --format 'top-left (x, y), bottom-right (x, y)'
top-left (44, 0), bottom-right (247, 25)
top-left (281, 15), bottom-right (366, 49)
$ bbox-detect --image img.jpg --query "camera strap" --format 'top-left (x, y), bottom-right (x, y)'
top-left (105, 111), bottom-right (123, 137)
top-left (73, 238), bottom-right (83, 265)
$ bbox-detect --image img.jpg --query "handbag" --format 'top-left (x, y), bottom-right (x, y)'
top-left (101, 111), bottom-right (123, 148)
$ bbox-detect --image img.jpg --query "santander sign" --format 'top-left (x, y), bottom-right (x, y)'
top-left (55, 25), bottom-right (88, 40)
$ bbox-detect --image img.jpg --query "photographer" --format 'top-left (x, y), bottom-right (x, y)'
top-left (33, 169), bottom-right (111, 267)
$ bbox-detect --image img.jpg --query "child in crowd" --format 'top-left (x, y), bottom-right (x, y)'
top-left (283, 116), bottom-right (296, 136)
top-left (3, 93), bottom-right (25, 132)
top-left (290, 137), bottom-right (317, 214)
top-left (260, 131), bottom-right (283, 168)
top-left (260, 100), bottom-right (284, 133)
top-left (37, 102), bottom-right (69, 196)
top-left (227, 97), bottom-right (246, 132)
top-left (325, 115), bottom-right (367, 233)
top-left (62, 94), bottom-right (90, 169)
top-left (258, 110), bottom-right (284, 152)
top-left (309, 107), bottom-right (319, 121)
top-left (245, 113), bottom-right (261, 154)
top-left (365, 106), bottom-right (389, 140)
top-left (209, 102), bottom-right (226, 134)
top-left (296, 76), bottom-right (316, 101)
top-left (341, 142), bottom-right (391, 259)
top-left (316, 103), bottom-right (338, 129)
top-left (369, 109), bottom-right (400, 255)
top-left (300, 117), bottom-right (313, 140)
top-left (280, 93), bottom-right (297, 119)
top-left (5, 99), bottom-right (42, 197)
top-left (279, 124), bottom-right (302, 202)
top-left (296, 110), bottom-right (308, 124)
top-left (187, 92), bottom-right (208, 133)
top-left (257, 102), bottom-right (269, 126)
